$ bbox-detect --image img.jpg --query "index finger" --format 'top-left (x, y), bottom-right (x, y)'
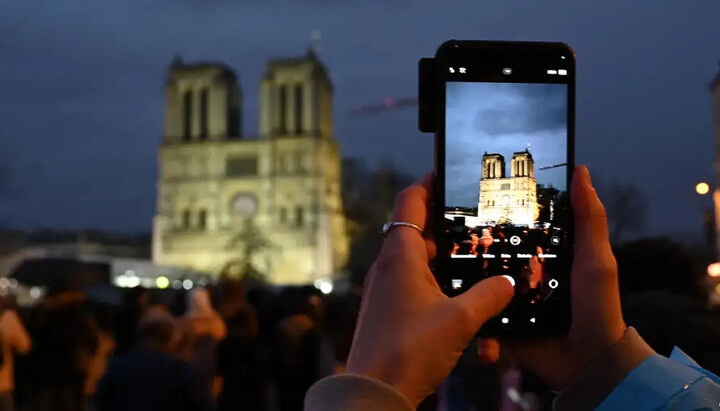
top-left (391, 172), bottom-right (432, 232)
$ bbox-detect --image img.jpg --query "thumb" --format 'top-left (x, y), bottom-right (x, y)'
top-left (452, 276), bottom-right (514, 331)
top-left (571, 165), bottom-right (611, 257)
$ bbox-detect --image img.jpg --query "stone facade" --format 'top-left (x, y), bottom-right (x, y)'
top-left (474, 150), bottom-right (539, 227)
top-left (152, 51), bottom-right (348, 285)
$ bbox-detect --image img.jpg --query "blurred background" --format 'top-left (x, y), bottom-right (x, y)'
top-left (2, 1), bottom-right (720, 410)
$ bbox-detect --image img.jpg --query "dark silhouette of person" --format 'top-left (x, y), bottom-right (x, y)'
top-left (95, 317), bottom-right (212, 411)
top-left (217, 309), bottom-right (268, 411)
top-left (25, 290), bottom-right (99, 411)
top-left (113, 287), bottom-right (148, 355)
top-left (272, 288), bottom-right (321, 411)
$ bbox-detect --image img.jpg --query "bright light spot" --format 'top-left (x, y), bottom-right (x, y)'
top-left (507, 388), bottom-right (521, 402)
top-left (708, 263), bottom-right (720, 278)
top-left (156, 276), bottom-right (170, 289)
top-left (313, 279), bottom-right (323, 289)
top-left (696, 182), bottom-right (710, 195)
top-left (114, 275), bottom-right (128, 287)
top-left (127, 276), bottom-right (140, 288)
top-left (320, 282), bottom-right (333, 294)
top-left (183, 279), bottom-right (193, 290)
top-left (29, 287), bottom-right (42, 299)
top-left (501, 317), bottom-right (509, 324)
top-left (172, 280), bottom-right (182, 289)
top-left (0, 278), bottom-right (9, 288)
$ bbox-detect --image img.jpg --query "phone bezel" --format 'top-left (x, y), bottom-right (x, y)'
top-left (431, 40), bottom-right (576, 336)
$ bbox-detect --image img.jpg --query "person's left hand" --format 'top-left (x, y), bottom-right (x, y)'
top-left (345, 174), bottom-right (514, 407)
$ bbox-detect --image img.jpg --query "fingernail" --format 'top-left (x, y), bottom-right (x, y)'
top-left (501, 275), bottom-right (515, 288)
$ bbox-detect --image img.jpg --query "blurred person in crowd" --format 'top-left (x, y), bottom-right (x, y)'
top-left (0, 294), bottom-right (31, 411)
top-left (305, 167), bottom-right (720, 411)
top-left (179, 289), bottom-right (226, 400)
top-left (246, 287), bottom-right (278, 347)
top-left (217, 305), bottom-right (267, 411)
top-left (95, 316), bottom-right (212, 411)
top-left (212, 277), bottom-right (246, 319)
top-left (26, 289), bottom-right (98, 411)
top-left (113, 287), bottom-right (148, 354)
top-left (273, 287), bottom-right (321, 411)
top-left (143, 292), bottom-right (170, 320)
top-left (83, 306), bottom-right (115, 411)
top-left (212, 277), bottom-right (258, 344)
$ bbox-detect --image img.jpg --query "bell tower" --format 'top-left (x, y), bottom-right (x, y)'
top-left (511, 149), bottom-right (534, 178)
top-left (258, 49), bottom-right (332, 139)
top-left (163, 56), bottom-right (242, 142)
top-left (482, 153), bottom-right (505, 179)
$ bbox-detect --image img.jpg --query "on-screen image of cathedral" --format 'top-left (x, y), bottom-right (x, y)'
top-left (442, 81), bottom-right (569, 300)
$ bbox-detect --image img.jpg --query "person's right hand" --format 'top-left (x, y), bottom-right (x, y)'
top-left (505, 166), bottom-right (627, 390)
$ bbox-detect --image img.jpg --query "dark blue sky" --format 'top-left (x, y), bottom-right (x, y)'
top-left (1, 1), bottom-right (719, 236)
top-left (446, 82), bottom-right (567, 208)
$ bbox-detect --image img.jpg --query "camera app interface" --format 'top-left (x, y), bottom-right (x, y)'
top-left (444, 81), bottom-right (568, 308)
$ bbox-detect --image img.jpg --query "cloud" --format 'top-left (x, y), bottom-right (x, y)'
top-left (473, 84), bottom-right (566, 137)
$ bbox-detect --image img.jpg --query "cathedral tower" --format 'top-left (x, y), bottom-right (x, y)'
top-left (163, 57), bottom-right (242, 142)
top-left (482, 153), bottom-right (505, 179)
top-left (153, 51), bottom-right (347, 285)
top-left (259, 49), bottom-right (332, 139)
top-left (511, 150), bottom-right (534, 178)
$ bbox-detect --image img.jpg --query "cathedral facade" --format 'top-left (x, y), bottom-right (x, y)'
top-left (152, 50), bottom-right (349, 285)
top-left (474, 150), bottom-right (539, 227)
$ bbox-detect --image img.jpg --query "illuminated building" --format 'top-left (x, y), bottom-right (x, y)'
top-left (447, 149), bottom-right (539, 228)
top-left (152, 50), bottom-right (348, 285)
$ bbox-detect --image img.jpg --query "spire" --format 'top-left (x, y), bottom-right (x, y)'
top-left (309, 29), bottom-right (322, 56)
top-left (170, 54), bottom-right (184, 69)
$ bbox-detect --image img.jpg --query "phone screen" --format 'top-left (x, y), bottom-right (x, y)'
top-left (433, 41), bottom-right (574, 334)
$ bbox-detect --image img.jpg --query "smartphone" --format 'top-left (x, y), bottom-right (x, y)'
top-left (421, 40), bottom-right (575, 335)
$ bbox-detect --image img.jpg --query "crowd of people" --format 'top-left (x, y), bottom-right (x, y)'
top-left (0, 278), bottom-right (362, 411)
top-left (446, 222), bottom-right (565, 302)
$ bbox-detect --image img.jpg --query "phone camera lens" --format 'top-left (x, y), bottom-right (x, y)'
top-left (502, 67), bottom-right (512, 75)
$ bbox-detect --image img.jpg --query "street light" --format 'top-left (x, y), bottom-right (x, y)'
top-left (696, 182), bottom-right (710, 195)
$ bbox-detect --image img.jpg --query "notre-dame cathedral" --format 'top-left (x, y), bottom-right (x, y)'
top-left (152, 49), bottom-right (348, 285)
top-left (476, 149), bottom-right (540, 227)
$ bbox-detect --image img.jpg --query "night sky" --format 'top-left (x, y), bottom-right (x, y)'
top-left (446, 82), bottom-right (567, 208)
top-left (1, 1), bottom-right (719, 238)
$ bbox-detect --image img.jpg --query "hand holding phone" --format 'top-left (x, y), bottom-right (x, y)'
top-left (345, 175), bottom-right (514, 407)
top-left (423, 40), bottom-right (575, 335)
top-left (505, 166), bottom-right (627, 390)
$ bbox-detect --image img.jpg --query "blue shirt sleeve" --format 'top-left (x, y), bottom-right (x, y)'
top-left (597, 348), bottom-right (720, 411)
